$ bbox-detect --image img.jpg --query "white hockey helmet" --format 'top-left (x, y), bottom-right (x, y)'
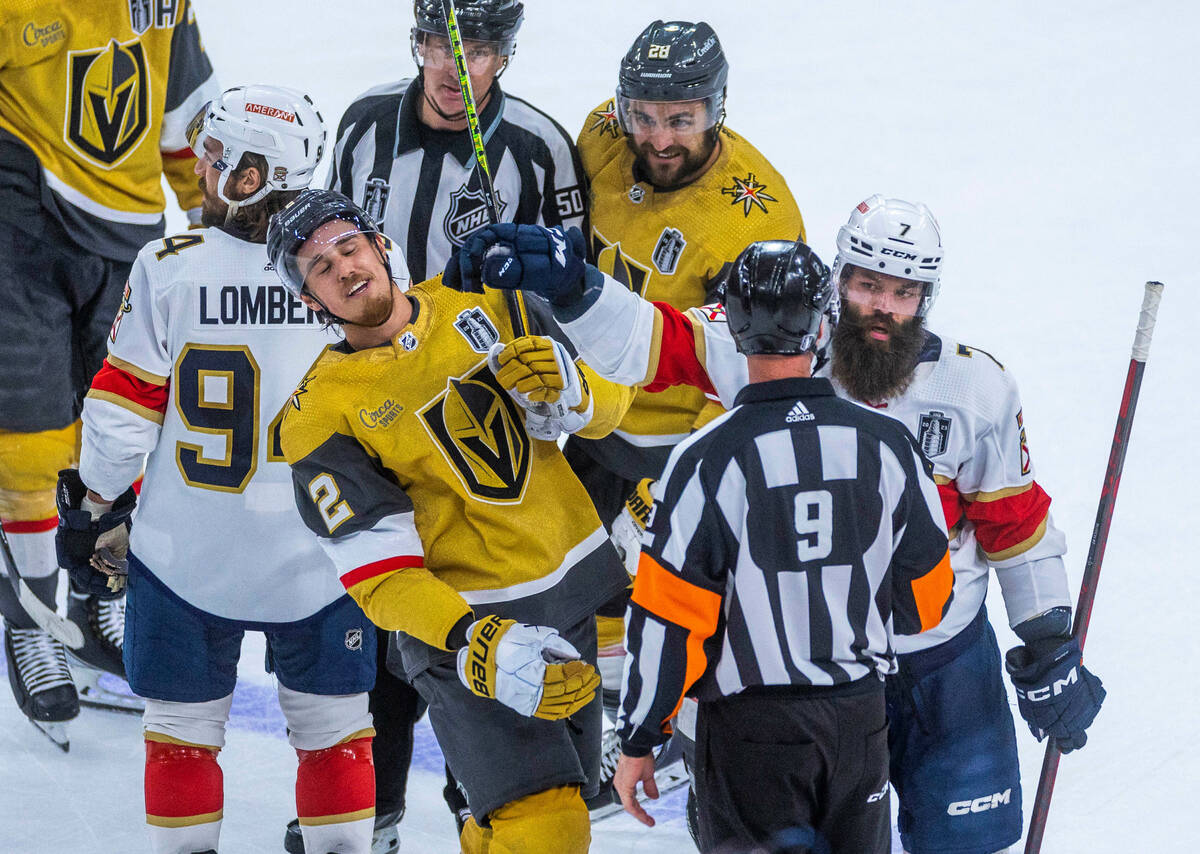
top-left (186, 85), bottom-right (326, 209)
top-left (831, 195), bottom-right (944, 316)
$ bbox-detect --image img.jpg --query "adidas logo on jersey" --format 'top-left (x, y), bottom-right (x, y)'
top-left (785, 401), bottom-right (814, 423)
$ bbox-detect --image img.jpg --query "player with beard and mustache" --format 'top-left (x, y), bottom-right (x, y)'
top-left (448, 195), bottom-right (1106, 854)
top-left (566, 19), bottom-right (808, 814)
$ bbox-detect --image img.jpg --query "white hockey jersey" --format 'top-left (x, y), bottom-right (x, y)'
top-left (560, 276), bottom-right (1072, 652)
top-left (78, 227), bottom-right (382, 624)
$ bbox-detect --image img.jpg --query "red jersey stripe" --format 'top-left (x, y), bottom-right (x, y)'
top-left (340, 555), bottom-right (424, 590)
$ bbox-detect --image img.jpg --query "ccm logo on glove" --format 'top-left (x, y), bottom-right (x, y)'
top-left (1012, 666), bottom-right (1077, 702)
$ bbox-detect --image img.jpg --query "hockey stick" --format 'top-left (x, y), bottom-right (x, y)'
top-left (1023, 281), bottom-right (1164, 854)
top-left (440, 0), bottom-right (530, 337)
top-left (0, 524), bottom-right (84, 650)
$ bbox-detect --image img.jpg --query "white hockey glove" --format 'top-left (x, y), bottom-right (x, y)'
top-left (611, 478), bottom-right (655, 577)
top-left (489, 336), bottom-right (594, 437)
top-left (456, 614), bottom-right (600, 720)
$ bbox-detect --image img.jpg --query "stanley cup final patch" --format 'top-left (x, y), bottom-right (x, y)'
top-left (918, 410), bottom-right (952, 457)
top-left (363, 177), bottom-right (390, 223)
top-left (454, 308), bottom-right (499, 353)
top-left (128, 0), bottom-right (152, 34)
top-left (652, 227), bottom-right (687, 275)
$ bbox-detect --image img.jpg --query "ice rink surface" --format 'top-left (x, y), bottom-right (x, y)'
top-left (1, 0), bottom-right (1197, 851)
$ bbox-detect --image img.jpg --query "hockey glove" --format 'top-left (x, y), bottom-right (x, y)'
top-left (456, 614), bottom-right (600, 720)
top-left (610, 478), bottom-right (655, 578)
top-left (55, 469), bottom-right (136, 599)
top-left (1005, 635), bottom-right (1105, 753)
top-left (488, 336), bottom-right (594, 436)
top-left (445, 223), bottom-right (592, 306)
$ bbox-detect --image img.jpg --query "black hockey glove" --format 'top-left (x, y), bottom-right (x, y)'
top-left (444, 223), bottom-right (592, 306)
top-left (1005, 634), bottom-right (1105, 753)
top-left (55, 469), bottom-right (137, 599)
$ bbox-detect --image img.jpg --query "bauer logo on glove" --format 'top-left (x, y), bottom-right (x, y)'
top-left (456, 614), bottom-right (600, 720)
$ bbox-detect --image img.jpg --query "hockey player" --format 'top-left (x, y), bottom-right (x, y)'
top-left (614, 239), bottom-right (953, 852)
top-left (55, 87), bottom-right (382, 854)
top-left (0, 0), bottom-right (220, 743)
top-left (567, 20), bottom-right (808, 801)
top-left (267, 189), bottom-right (630, 854)
top-left (307, 2), bottom-right (587, 843)
top-left (451, 199), bottom-right (1108, 854)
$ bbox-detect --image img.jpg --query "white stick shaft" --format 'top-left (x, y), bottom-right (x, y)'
top-left (1131, 281), bottom-right (1164, 362)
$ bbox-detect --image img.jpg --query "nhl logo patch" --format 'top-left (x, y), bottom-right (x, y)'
top-left (454, 308), bottom-right (499, 353)
top-left (345, 628), bottom-right (363, 651)
top-left (918, 410), bottom-right (952, 458)
top-left (628, 184), bottom-right (646, 204)
top-left (399, 331), bottom-right (419, 351)
top-left (445, 184), bottom-right (506, 247)
top-left (363, 177), bottom-right (390, 223)
top-left (652, 227), bottom-right (686, 275)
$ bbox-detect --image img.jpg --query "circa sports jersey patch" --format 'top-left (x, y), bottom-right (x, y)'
top-left (589, 99), bottom-right (621, 138)
top-left (418, 360), bottom-right (531, 504)
top-left (109, 281), bottom-right (133, 343)
top-left (652, 227), bottom-right (687, 275)
top-left (363, 177), bottom-right (390, 222)
top-left (454, 308), bottom-right (500, 353)
top-left (918, 410), bottom-right (952, 458)
top-left (66, 37), bottom-right (150, 167)
top-left (359, 398), bottom-right (403, 430)
top-left (721, 173), bottom-right (778, 216)
top-left (445, 184), bottom-right (507, 247)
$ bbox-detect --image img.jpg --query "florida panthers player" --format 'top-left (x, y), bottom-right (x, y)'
top-left (448, 199), bottom-right (1106, 853)
top-left (55, 87), bottom-right (381, 854)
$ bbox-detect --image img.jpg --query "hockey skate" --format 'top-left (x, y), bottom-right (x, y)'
top-left (4, 622), bottom-right (79, 751)
top-left (65, 590), bottom-right (143, 713)
top-left (283, 815), bottom-right (401, 853)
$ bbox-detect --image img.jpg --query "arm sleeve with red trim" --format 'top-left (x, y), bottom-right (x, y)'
top-left (885, 432), bottom-right (954, 637)
top-left (952, 367), bottom-right (1071, 627)
top-left (618, 439), bottom-right (729, 755)
top-left (79, 257), bottom-right (170, 500)
top-left (285, 430), bottom-right (472, 649)
top-left (159, 0), bottom-right (220, 215)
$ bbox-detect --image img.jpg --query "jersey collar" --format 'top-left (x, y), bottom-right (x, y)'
top-left (733, 376), bottom-right (836, 407)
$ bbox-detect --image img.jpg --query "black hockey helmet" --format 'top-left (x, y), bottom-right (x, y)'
top-left (412, 0), bottom-right (523, 53)
top-left (618, 21), bottom-right (728, 103)
top-left (267, 188), bottom-right (391, 307)
top-left (725, 240), bottom-right (836, 356)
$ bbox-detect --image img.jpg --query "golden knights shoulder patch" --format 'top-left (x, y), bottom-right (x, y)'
top-left (721, 173), bottom-right (777, 216)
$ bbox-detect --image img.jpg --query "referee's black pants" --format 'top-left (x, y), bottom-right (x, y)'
top-left (695, 677), bottom-right (890, 854)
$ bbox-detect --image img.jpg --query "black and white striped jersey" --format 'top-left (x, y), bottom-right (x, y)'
top-left (618, 376), bottom-right (953, 755)
top-left (327, 76), bottom-right (586, 282)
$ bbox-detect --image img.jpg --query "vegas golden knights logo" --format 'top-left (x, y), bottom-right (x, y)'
top-left (419, 362), bottom-right (531, 503)
top-left (591, 230), bottom-right (651, 297)
top-left (66, 39), bottom-right (150, 168)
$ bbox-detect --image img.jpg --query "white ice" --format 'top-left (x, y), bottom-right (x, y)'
top-left (1, 0), bottom-right (1196, 851)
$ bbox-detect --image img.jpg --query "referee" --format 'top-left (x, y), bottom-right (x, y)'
top-left (613, 240), bottom-right (954, 854)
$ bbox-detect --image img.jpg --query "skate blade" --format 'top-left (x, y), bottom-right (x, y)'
top-left (30, 719), bottom-right (70, 752)
top-left (74, 668), bottom-right (144, 714)
top-left (589, 757), bottom-right (690, 823)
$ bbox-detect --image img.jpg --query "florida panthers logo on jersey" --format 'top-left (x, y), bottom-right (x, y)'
top-left (109, 281), bottom-right (133, 343)
top-left (418, 361), bottom-right (531, 503)
top-left (66, 38), bottom-right (150, 167)
top-left (918, 410), bottom-right (952, 458)
top-left (444, 185), bottom-right (507, 247)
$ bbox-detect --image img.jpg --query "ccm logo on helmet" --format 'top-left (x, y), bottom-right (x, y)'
top-left (948, 789), bottom-right (1011, 816)
top-left (879, 247), bottom-right (918, 261)
top-left (1014, 666), bottom-right (1078, 702)
top-left (245, 103), bottom-right (296, 122)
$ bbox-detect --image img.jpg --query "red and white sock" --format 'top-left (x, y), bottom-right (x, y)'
top-left (296, 735), bottom-right (375, 853)
top-left (144, 738), bottom-right (223, 854)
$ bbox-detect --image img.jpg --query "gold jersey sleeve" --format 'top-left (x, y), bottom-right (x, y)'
top-left (281, 280), bottom-right (629, 642)
top-left (573, 98), bottom-right (806, 475)
top-left (0, 1), bottom-right (218, 258)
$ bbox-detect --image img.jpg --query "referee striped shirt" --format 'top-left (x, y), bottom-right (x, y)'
top-left (327, 76), bottom-right (586, 281)
top-left (619, 376), bottom-right (953, 755)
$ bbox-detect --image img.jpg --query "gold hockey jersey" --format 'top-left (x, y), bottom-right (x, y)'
top-left (573, 99), bottom-right (807, 479)
top-left (280, 280), bottom-right (629, 665)
top-left (0, 0), bottom-right (218, 260)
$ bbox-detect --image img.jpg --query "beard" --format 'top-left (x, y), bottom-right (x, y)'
top-left (346, 285), bottom-right (396, 329)
top-left (830, 303), bottom-right (928, 404)
top-left (629, 131), bottom-right (718, 190)
top-left (198, 175), bottom-right (228, 227)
